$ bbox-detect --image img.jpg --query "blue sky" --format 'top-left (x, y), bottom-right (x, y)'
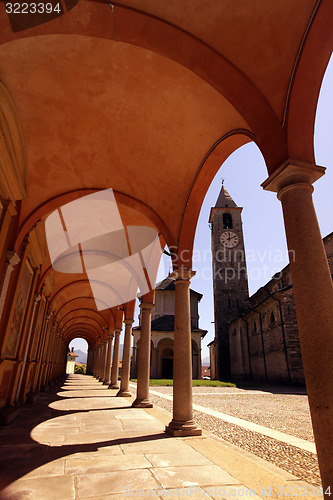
top-left (70, 53), bottom-right (333, 359)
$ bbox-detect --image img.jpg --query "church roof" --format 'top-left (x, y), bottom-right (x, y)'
top-left (215, 185), bottom-right (237, 208)
top-left (133, 314), bottom-right (207, 336)
top-left (155, 276), bottom-right (203, 299)
top-left (155, 276), bottom-right (175, 291)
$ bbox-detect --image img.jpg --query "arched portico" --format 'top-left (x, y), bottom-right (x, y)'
top-left (0, 0), bottom-right (332, 490)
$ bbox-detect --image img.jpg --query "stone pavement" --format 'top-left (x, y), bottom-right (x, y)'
top-left (0, 375), bottom-right (323, 500)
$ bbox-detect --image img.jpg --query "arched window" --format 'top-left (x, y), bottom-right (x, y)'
top-left (254, 321), bottom-right (257, 333)
top-left (270, 311), bottom-right (275, 324)
top-left (223, 213), bottom-right (233, 229)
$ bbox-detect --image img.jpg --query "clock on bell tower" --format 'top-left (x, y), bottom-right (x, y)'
top-left (209, 184), bottom-right (249, 381)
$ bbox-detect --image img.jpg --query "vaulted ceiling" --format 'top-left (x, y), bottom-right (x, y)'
top-left (0, 0), bottom-right (331, 345)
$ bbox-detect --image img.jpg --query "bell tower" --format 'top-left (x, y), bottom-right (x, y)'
top-left (209, 184), bottom-right (249, 380)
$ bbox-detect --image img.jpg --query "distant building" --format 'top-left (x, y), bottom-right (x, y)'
top-left (66, 347), bottom-right (78, 374)
top-left (132, 277), bottom-right (207, 379)
top-left (209, 185), bottom-right (333, 384)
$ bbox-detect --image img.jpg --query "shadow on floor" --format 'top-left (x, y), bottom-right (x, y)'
top-left (0, 375), bottom-right (170, 490)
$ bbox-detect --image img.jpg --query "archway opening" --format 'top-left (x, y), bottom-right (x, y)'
top-left (67, 338), bottom-right (88, 374)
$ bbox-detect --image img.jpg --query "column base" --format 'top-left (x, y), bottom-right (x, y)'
top-left (108, 383), bottom-right (120, 390)
top-left (116, 390), bottom-right (132, 397)
top-left (0, 406), bottom-right (21, 426)
top-left (131, 398), bottom-right (153, 408)
top-left (165, 419), bottom-right (202, 437)
top-left (26, 392), bottom-right (40, 403)
top-left (102, 381), bottom-right (110, 385)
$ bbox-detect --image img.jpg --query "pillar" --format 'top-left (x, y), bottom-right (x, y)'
top-left (97, 344), bottom-right (103, 380)
top-left (262, 160), bottom-right (333, 491)
top-left (151, 342), bottom-right (158, 379)
top-left (0, 251), bottom-right (20, 322)
top-left (109, 328), bottom-right (121, 389)
top-left (89, 347), bottom-right (96, 376)
top-left (130, 344), bottom-right (137, 379)
top-left (198, 347), bottom-right (203, 380)
top-left (103, 334), bottom-right (114, 385)
top-left (94, 344), bottom-right (101, 378)
top-left (15, 293), bottom-right (41, 403)
top-left (166, 269), bottom-right (201, 436)
top-left (100, 341), bottom-right (108, 383)
top-left (86, 348), bottom-right (92, 375)
top-left (117, 320), bottom-right (133, 397)
top-left (132, 302), bottom-right (153, 408)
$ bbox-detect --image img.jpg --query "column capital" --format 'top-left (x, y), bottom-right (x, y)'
top-left (114, 328), bottom-right (122, 335)
top-left (6, 250), bottom-right (20, 269)
top-left (107, 333), bottom-right (115, 340)
top-left (170, 268), bottom-right (195, 281)
top-left (34, 293), bottom-right (41, 304)
top-left (261, 159), bottom-right (325, 194)
top-left (124, 319), bottom-right (134, 326)
top-left (139, 302), bottom-right (154, 311)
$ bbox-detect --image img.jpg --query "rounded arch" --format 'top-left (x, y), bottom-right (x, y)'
top-left (62, 323), bottom-right (99, 337)
top-left (176, 131), bottom-right (253, 267)
top-left (58, 308), bottom-right (108, 329)
top-left (1, 3), bottom-right (287, 173)
top-left (286, 0), bottom-right (333, 163)
top-left (65, 331), bottom-right (95, 347)
top-left (60, 315), bottom-right (103, 332)
top-left (49, 279), bottom-right (122, 310)
top-left (0, 81), bottom-right (28, 201)
top-left (15, 188), bottom-right (172, 253)
top-left (54, 296), bottom-right (114, 321)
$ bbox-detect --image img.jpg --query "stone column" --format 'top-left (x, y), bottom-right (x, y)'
top-left (262, 160), bottom-right (333, 490)
top-left (103, 334), bottom-right (114, 385)
top-left (132, 302), bottom-right (154, 408)
top-left (166, 269), bottom-right (201, 436)
top-left (0, 250), bottom-right (20, 321)
top-left (97, 341), bottom-right (103, 382)
top-left (36, 314), bottom-right (51, 391)
top-left (117, 320), bottom-right (133, 397)
top-left (130, 344), bottom-right (137, 379)
top-left (86, 348), bottom-right (91, 375)
top-left (109, 328), bottom-right (121, 389)
top-left (100, 341), bottom-right (108, 383)
top-left (94, 344), bottom-right (100, 378)
top-left (89, 347), bottom-right (96, 376)
top-left (150, 342), bottom-right (158, 379)
top-left (198, 347), bottom-right (203, 380)
top-left (14, 292), bottom-right (41, 404)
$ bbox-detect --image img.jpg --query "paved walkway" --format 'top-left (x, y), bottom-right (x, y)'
top-left (136, 385), bottom-right (316, 453)
top-left (0, 375), bottom-right (322, 500)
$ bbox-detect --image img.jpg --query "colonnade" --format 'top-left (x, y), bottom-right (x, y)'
top-left (0, 160), bottom-right (332, 487)
top-left (87, 162), bottom-right (333, 487)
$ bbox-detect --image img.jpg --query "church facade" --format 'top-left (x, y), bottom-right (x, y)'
top-left (209, 186), bottom-right (333, 384)
top-left (132, 277), bottom-right (207, 379)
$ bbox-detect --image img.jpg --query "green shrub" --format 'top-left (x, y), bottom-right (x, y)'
top-left (74, 364), bottom-right (86, 374)
top-left (130, 379), bottom-right (235, 387)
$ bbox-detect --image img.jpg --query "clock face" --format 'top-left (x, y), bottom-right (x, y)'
top-left (220, 231), bottom-right (239, 248)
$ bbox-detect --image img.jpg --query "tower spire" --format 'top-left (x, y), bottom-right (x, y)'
top-left (215, 184), bottom-right (237, 208)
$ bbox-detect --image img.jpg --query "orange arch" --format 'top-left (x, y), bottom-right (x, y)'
top-left (175, 131), bottom-right (252, 267)
top-left (15, 188), bottom-right (173, 253)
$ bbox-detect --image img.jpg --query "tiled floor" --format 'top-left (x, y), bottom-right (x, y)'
top-left (0, 375), bottom-right (319, 500)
